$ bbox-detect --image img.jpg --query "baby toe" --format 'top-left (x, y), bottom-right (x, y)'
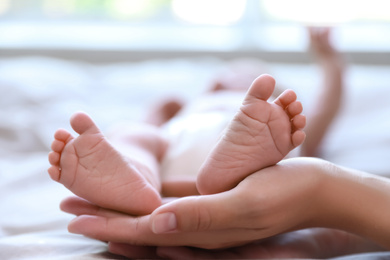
top-left (48, 166), bottom-right (61, 182)
top-left (51, 139), bottom-right (65, 152)
top-left (274, 89), bottom-right (297, 108)
top-left (48, 151), bottom-right (61, 166)
top-left (70, 112), bottom-right (100, 135)
top-left (292, 114), bottom-right (306, 130)
top-left (287, 101), bottom-right (303, 117)
top-left (54, 129), bottom-right (72, 142)
top-left (292, 130), bottom-right (306, 147)
top-left (246, 74), bottom-right (276, 101)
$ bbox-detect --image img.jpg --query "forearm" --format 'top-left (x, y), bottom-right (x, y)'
top-left (318, 164), bottom-right (390, 249)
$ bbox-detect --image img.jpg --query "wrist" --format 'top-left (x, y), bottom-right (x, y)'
top-left (300, 160), bottom-right (339, 228)
top-left (317, 163), bottom-right (390, 249)
top-left (278, 158), bottom-right (335, 230)
top-left (314, 163), bottom-right (354, 228)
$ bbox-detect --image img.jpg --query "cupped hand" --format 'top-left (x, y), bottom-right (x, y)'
top-left (61, 158), bottom-right (329, 249)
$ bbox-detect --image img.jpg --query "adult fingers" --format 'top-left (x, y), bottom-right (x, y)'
top-left (150, 191), bottom-right (245, 234)
top-left (61, 195), bottom-right (181, 217)
top-left (60, 196), bottom-right (126, 218)
top-left (62, 195), bottom-right (252, 247)
top-left (67, 212), bottom-right (258, 248)
top-left (67, 214), bottom-right (154, 244)
top-left (60, 196), bottom-right (97, 215)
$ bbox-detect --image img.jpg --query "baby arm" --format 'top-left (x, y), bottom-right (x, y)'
top-left (301, 27), bottom-right (345, 157)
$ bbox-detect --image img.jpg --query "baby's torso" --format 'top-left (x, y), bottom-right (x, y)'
top-left (160, 91), bottom-right (245, 180)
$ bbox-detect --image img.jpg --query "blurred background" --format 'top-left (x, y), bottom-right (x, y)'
top-left (1, 0), bottom-right (389, 64)
top-left (0, 2), bottom-right (390, 259)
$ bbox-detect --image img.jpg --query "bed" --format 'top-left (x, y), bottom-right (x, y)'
top-left (0, 56), bottom-right (389, 259)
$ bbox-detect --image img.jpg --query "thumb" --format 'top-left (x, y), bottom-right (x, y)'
top-left (150, 192), bottom-right (241, 234)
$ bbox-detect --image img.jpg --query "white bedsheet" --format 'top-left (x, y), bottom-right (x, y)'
top-left (0, 56), bottom-right (389, 259)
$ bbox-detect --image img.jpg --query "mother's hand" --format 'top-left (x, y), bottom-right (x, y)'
top-left (61, 158), bottom-right (328, 249)
top-left (60, 193), bottom-right (381, 260)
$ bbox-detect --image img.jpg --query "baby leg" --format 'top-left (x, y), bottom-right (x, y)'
top-left (48, 112), bottom-right (165, 215)
top-left (197, 74), bottom-right (306, 194)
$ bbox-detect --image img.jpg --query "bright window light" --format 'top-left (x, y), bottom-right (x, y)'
top-left (41, 0), bottom-right (168, 21)
top-left (262, 0), bottom-right (357, 25)
top-left (43, 0), bottom-right (77, 19)
top-left (108, 0), bottom-right (161, 19)
top-left (0, 0), bottom-right (10, 16)
top-left (172, 0), bottom-right (246, 25)
top-left (262, 0), bottom-right (390, 25)
top-left (356, 0), bottom-right (390, 21)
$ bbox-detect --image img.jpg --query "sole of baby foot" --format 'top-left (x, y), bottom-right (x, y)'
top-left (197, 74), bottom-right (306, 194)
top-left (48, 112), bottom-right (162, 215)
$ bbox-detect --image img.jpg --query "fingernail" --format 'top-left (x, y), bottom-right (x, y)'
top-left (152, 212), bottom-right (177, 234)
top-left (68, 217), bottom-right (83, 234)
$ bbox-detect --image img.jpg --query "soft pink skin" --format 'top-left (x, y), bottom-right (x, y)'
top-left (197, 74), bottom-right (306, 194)
top-left (48, 112), bottom-right (163, 215)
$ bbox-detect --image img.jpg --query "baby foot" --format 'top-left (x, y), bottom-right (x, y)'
top-left (197, 74), bottom-right (306, 194)
top-left (48, 112), bottom-right (162, 215)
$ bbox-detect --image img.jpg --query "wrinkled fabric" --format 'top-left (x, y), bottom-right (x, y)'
top-left (0, 57), bottom-right (389, 259)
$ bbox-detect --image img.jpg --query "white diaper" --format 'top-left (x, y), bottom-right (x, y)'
top-left (160, 92), bottom-right (244, 180)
